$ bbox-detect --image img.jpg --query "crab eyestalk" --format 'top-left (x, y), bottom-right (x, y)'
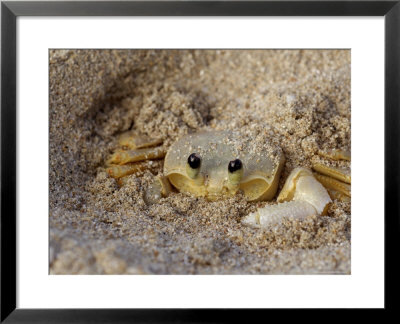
top-left (227, 159), bottom-right (243, 192)
top-left (186, 153), bottom-right (202, 179)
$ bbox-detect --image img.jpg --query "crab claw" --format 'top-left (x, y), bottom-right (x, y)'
top-left (242, 168), bottom-right (331, 228)
top-left (143, 175), bottom-right (172, 205)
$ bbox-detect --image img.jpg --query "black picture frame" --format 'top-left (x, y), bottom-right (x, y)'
top-left (1, 0), bottom-right (398, 322)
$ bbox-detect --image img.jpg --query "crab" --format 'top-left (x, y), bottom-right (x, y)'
top-left (106, 130), bottom-right (351, 228)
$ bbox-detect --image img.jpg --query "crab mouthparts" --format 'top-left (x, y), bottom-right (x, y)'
top-left (204, 177), bottom-right (239, 198)
top-left (205, 187), bottom-right (231, 200)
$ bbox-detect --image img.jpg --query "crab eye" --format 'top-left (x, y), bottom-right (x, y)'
top-left (186, 153), bottom-right (201, 179)
top-left (228, 159), bottom-right (242, 173)
top-left (228, 159), bottom-right (243, 185)
top-left (188, 153), bottom-right (201, 169)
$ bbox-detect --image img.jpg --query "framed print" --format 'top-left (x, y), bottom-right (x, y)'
top-left (1, 0), bottom-right (399, 322)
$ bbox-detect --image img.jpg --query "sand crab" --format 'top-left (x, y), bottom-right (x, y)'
top-left (106, 130), bottom-right (351, 228)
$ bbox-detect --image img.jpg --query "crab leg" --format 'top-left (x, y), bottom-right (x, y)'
top-left (118, 131), bottom-right (163, 150)
top-left (106, 161), bottom-right (149, 179)
top-left (313, 173), bottom-right (351, 197)
top-left (107, 146), bottom-right (166, 165)
top-left (318, 149), bottom-right (350, 161)
top-left (242, 168), bottom-right (331, 228)
top-left (312, 163), bottom-right (351, 184)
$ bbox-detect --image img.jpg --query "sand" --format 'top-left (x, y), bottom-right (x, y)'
top-left (49, 50), bottom-right (351, 274)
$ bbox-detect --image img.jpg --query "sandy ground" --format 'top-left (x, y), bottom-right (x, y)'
top-left (49, 50), bottom-right (351, 274)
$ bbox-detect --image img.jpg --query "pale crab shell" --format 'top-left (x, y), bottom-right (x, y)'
top-left (163, 130), bottom-right (285, 201)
